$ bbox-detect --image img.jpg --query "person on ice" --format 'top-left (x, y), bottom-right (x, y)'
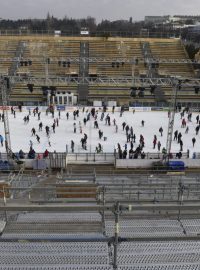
top-left (39, 122), bottom-right (43, 131)
top-left (73, 123), bottom-right (76, 133)
top-left (94, 120), bottom-right (99, 129)
top-left (133, 134), bottom-right (136, 143)
top-left (122, 122), bottom-right (126, 131)
top-left (180, 139), bottom-right (183, 151)
top-left (31, 128), bottom-right (36, 136)
top-left (112, 106), bottom-right (115, 114)
top-left (71, 140), bottom-right (75, 153)
top-left (157, 141), bottom-right (161, 151)
top-left (52, 123), bottom-right (56, 133)
top-left (28, 147), bottom-right (35, 159)
top-left (23, 116), bottom-right (27, 124)
top-left (195, 125), bottom-right (200, 135)
top-left (0, 135), bottom-right (4, 147)
top-left (153, 135), bottom-right (157, 149)
top-left (185, 126), bottom-right (189, 134)
top-left (174, 130), bottom-right (178, 140)
top-left (159, 127), bottom-right (163, 136)
top-left (192, 137), bottom-right (196, 147)
top-left (19, 149), bottom-right (25, 159)
top-left (125, 125), bottom-right (129, 135)
top-left (29, 140), bottom-right (33, 148)
top-left (36, 134), bottom-right (40, 143)
top-left (177, 132), bottom-right (182, 144)
top-left (43, 149), bottom-right (49, 158)
top-left (196, 115), bottom-right (199, 124)
top-left (45, 126), bottom-right (50, 136)
top-left (99, 130), bottom-right (103, 139)
top-left (181, 118), bottom-right (186, 128)
top-left (73, 111), bottom-right (76, 120)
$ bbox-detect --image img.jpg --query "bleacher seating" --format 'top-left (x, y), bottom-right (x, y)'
top-left (17, 212), bottom-right (102, 223)
top-left (0, 242), bottom-right (110, 268)
top-left (149, 40), bottom-right (194, 77)
top-left (0, 38), bottom-right (18, 75)
top-left (105, 219), bottom-right (184, 237)
top-left (0, 36), bottom-right (195, 106)
top-left (2, 211), bottom-right (103, 238)
top-left (0, 267), bottom-right (112, 270)
top-left (2, 173), bottom-right (200, 268)
top-left (117, 241), bottom-right (200, 269)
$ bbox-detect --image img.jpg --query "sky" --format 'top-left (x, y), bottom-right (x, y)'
top-left (0, 0), bottom-right (200, 22)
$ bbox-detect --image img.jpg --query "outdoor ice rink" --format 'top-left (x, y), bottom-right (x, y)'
top-left (0, 108), bottom-right (199, 156)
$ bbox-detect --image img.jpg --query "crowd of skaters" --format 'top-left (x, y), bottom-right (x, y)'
top-left (0, 104), bottom-right (200, 159)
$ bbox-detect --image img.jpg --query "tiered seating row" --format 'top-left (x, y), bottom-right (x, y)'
top-left (2, 233), bottom-right (104, 239)
top-left (105, 219), bottom-right (184, 237)
top-left (117, 241), bottom-right (200, 268)
top-left (0, 242), bottom-right (110, 267)
top-left (17, 212), bottom-right (102, 223)
top-left (150, 40), bottom-right (194, 77)
top-left (118, 264), bottom-right (200, 270)
top-left (0, 267), bottom-right (112, 270)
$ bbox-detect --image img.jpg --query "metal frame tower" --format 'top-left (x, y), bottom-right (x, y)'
top-left (0, 76), bottom-right (12, 161)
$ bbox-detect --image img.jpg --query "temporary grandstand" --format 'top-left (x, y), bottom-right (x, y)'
top-left (1, 170), bottom-right (200, 269)
top-left (0, 36), bottom-right (198, 107)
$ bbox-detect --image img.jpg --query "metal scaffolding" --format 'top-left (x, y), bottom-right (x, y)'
top-left (6, 75), bottom-right (200, 87)
top-left (0, 77), bottom-right (12, 161)
top-left (0, 56), bottom-right (200, 64)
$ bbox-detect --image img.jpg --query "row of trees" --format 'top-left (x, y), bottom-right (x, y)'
top-left (0, 15), bottom-right (144, 34)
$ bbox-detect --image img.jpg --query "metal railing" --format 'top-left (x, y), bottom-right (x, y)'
top-left (0, 151), bottom-right (199, 161)
top-left (0, 29), bottom-right (182, 38)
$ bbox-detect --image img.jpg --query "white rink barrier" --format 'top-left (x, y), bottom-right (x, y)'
top-left (129, 107), bottom-right (151, 112)
top-left (14, 159), bottom-right (50, 170)
top-left (11, 156), bottom-right (200, 169)
top-left (66, 153), bottom-right (115, 165)
top-left (1, 106), bottom-right (200, 113)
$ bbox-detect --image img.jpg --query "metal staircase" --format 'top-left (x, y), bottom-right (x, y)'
top-left (141, 42), bottom-right (159, 78)
top-left (78, 42), bottom-right (89, 104)
top-left (9, 41), bottom-right (26, 76)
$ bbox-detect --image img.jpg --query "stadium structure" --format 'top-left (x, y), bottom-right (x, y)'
top-left (0, 34), bottom-right (200, 270)
top-left (0, 35), bottom-right (198, 107)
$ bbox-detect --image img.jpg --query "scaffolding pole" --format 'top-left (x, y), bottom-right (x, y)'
top-left (0, 77), bottom-right (12, 161)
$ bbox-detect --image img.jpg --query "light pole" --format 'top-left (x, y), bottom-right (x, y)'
top-left (44, 55), bottom-right (49, 86)
top-left (165, 79), bottom-right (181, 162)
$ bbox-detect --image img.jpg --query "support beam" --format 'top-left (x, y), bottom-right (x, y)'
top-left (113, 202), bottom-right (120, 270)
top-left (0, 77), bottom-right (12, 161)
top-left (166, 81), bottom-right (179, 161)
top-left (1, 202), bottom-right (200, 212)
top-left (7, 76), bottom-right (200, 87)
top-left (1, 56), bottom-right (200, 65)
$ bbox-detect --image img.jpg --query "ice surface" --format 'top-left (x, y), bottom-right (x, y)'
top-left (0, 108), bottom-right (199, 157)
